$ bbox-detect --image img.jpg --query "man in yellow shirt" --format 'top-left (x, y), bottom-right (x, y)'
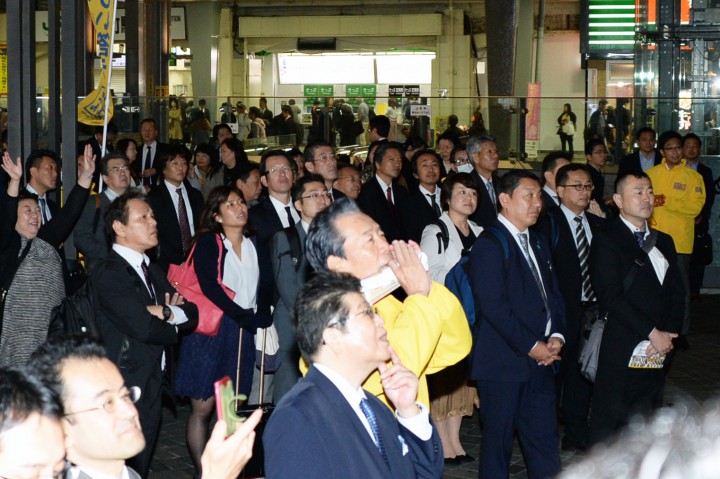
top-left (304, 198), bottom-right (472, 408)
top-left (646, 130), bottom-right (705, 348)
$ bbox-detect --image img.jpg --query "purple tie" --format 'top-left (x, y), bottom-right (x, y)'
top-left (176, 188), bottom-right (192, 253)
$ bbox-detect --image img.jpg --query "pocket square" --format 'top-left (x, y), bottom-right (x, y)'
top-left (398, 434), bottom-right (409, 456)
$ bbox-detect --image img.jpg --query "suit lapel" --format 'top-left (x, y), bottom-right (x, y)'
top-left (110, 250), bottom-right (155, 304)
top-left (264, 197), bottom-right (284, 232)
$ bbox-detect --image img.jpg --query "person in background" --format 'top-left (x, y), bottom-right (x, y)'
top-left (169, 98), bottom-right (184, 145)
top-left (437, 133), bottom-right (460, 178)
top-left (116, 137), bottom-right (142, 189)
top-left (557, 103), bottom-right (577, 155)
top-left (441, 114), bottom-right (465, 144)
top-left (188, 143), bottom-right (223, 199)
top-left (332, 162), bottom-right (361, 200)
top-left (220, 137), bottom-right (250, 186)
top-left (619, 127), bottom-right (661, 176)
top-left (235, 163), bottom-right (263, 208)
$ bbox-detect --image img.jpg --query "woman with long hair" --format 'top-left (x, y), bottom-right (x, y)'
top-left (557, 103), bottom-right (577, 155)
top-left (174, 185), bottom-right (272, 477)
top-left (220, 137), bottom-right (250, 186)
top-left (420, 172), bottom-right (482, 465)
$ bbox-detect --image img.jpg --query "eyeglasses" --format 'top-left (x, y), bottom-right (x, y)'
top-left (315, 154), bottom-right (337, 163)
top-left (64, 386), bottom-right (141, 417)
top-left (336, 176), bottom-right (361, 184)
top-left (560, 183), bottom-right (595, 192)
top-left (107, 166), bottom-right (129, 174)
top-left (300, 191), bottom-right (332, 201)
top-left (591, 149), bottom-right (607, 156)
top-left (0, 461), bottom-right (70, 479)
top-left (326, 305), bottom-right (377, 329)
top-left (266, 166), bottom-right (292, 176)
top-left (663, 145), bottom-right (683, 152)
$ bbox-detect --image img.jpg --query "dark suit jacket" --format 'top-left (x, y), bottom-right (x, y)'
top-left (357, 177), bottom-right (408, 242)
top-left (536, 209), bottom-right (604, 359)
top-left (78, 136), bottom-right (114, 186)
top-left (73, 192), bottom-right (113, 270)
top-left (147, 183), bottom-right (204, 270)
top-left (331, 187), bottom-right (346, 201)
top-left (132, 142), bottom-right (171, 187)
top-left (695, 162), bottom-right (715, 234)
top-left (467, 221), bottom-right (566, 382)
top-left (264, 366), bottom-right (444, 479)
top-left (618, 149), bottom-right (662, 176)
top-left (541, 188), bottom-right (560, 214)
top-left (398, 190), bottom-right (440, 243)
top-left (91, 250), bottom-right (198, 414)
top-left (468, 170), bottom-right (498, 228)
top-left (31, 183), bottom-right (91, 249)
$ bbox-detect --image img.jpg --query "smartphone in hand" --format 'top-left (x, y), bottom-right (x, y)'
top-left (214, 376), bottom-right (248, 436)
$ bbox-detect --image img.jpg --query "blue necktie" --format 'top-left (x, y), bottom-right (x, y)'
top-left (359, 398), bottom-right (388, 465)
top-left (634, 230), bottom-right (646, 248)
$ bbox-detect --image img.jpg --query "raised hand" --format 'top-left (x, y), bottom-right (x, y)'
top-left (378, 345), bottom-right (420, 417)
top-left (2, 152), bottom-right (23, 197)
top-left (388, 240), bottom-right (432, 297)
top-left (77, 143), bottom-right (97, 188)
top-left (201, 408), bottom-right (263, 479)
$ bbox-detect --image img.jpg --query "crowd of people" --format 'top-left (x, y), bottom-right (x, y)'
top-left (0, 108), bottom-right (715, 479)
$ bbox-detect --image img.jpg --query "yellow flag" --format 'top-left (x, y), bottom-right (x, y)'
top-left (78, 0), bottom-right (116, 125)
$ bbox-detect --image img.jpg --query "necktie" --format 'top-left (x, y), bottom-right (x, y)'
top-left (386, 186), bottom-right (394, 207)
top-left (634, 230), bottom-right (646, 248)
top-left (486, 180), bottom-right (496, 207)
top-left (359, 398), bottom-right (388, 465)
top-left (427, 193), bottom-right (441, 217)
top-left (284, 206), bottom-right (294, 227)
top-left (574, 217), bottom-right (595, 302)
top-left (143, 146), bottom-right (152, 186)
top-left (176, 188), bottom-right (192, 253)
top-left (140, 261), bottom-right (157, 304)
top-left (517, 233), bottom-right (551, 332)
top-left (38, 197), bottom-right (48, 224)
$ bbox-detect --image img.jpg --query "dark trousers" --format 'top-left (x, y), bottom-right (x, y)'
top-left (477, 369), bottom-right (561, 479)
top-left (559, 133), bottom-right (574, 154)
top-left (125, 370), bottom-right (163, 478)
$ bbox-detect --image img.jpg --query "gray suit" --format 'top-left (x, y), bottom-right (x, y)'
top-left (71, 466), bottom-right (141, 479)
top-left (73, 191), bottom-right (113, 270)
top-left (270, 221), bottom-right (311, 402)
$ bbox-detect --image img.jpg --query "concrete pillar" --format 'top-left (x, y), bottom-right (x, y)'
top-left (139, 0), bottom-right (170, 137)
top-left (185, 2), bottom-right (222, 118)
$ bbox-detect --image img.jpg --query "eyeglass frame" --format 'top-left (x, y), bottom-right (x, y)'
top-left (265, 166), bottom-right (293, 176)
top-left (63, 386), bottom-right (141, 417)
top-left (0, 460), bottom-right (70, 479)
top-left (558, 183), bottom-right (595, 192)
top-left (300, 191), bottom-right (333, 201)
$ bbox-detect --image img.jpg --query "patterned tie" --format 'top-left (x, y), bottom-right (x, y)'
top-left (634, 230), bottom-right (646, 248)
top-left (574, 217), bottom-right (595, 302)
top-left (517, 233), bottom-right (551, 331)
top-left (486, 180), bottom-right (496, 207)
top-left (176, 188), bottom-right (192, 253)
top-left (38, 197), bottom-right (48, 224)
top-left (359, 398), bottom-right (388, 465)
top-left (140, 261), bottom-right (157, 304)
top-left (427, 193), bottom-right (441, 217)
top-left (284, 206), bottom-right (294, 227)
top-left (143, 146), bottom-right (152, 186)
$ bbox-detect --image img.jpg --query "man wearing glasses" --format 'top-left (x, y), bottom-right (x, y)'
top-left (270, 174), bottom-right (332, 402)
top-left (74, 153), bottom-right (131, 271)
top-left (28, 336), bottom-right (262, 479)
top-left (332, 163), bottom-right (361, 200)
top-left (584, 138), bottom-right (612, 217)
top-left (646, 130), bottom-right (706, 350)
top-left (0, 368), bottom-right (66, 479)
top-left (536, 163), bottom-right (605, 452)
top-left (265, 272), bottom-right (444, 478)
top-left (302, 142), bottom-right (338, 195)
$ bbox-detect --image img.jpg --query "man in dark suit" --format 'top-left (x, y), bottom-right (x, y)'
top-left (332, 162), bottom-right (361, 200)
top-left (77, 122), bottom-right (118, 187)
top-left (618, 127), bottom-right (661, 176)
top-left (466, 135), bottom-right (500, 228)
top-left (588, 172), bottom-right (683, 446)
top-left (398, 149), bottom-right (442, 243)
top-left (585, 138), bottom-right (613, 216)
top-left (258, 96), bottom-right (273, 127)
top-left (683, 133), bottom-right (716, 299)
top-left (75, 153), bottom-right (131, 270)
top-left (357, 141), bottom-right (408, 242)
top-left (91, 190), bottom-right (198, 477)
top-left (536, 164), bottom-right (604, 452)
top-left (264, 271), bottom-right (444, 478)
top-left (540, 150), bottom-right (571, 213)
top-left (270, 174), bottom-right (330, 402)
top-left (468, 170), bottom-right (566, 479)
top-left (134, 118), bottom-right (171, 189)
top-left (147, 145), bottom-right (204, 271)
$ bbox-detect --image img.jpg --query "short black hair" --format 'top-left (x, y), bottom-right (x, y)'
top-left (303, 141), bottom-right (334, 165)
top-left (105, 189), bottom-right (148, 244)
top-left (411, 148), bottom-right (441, 174)
top-left (404, 135), bottom-right (428, 152)
top-left (28, 336), bottom-right (108, 406)
top-left (0, 367), bottom-right (61, 440)
top-left (450, 145), bottom-right (467, 164)
top-left (541, 151), bottom-right (573, 185)
top-left (369, 115), bottom-right (390, 138)
top-left (25, 149), bottom-right (59, 179)
top-left (584, 138), bottom-right (606, 156)
top-left (293, 271), bottom-right (360, 363)
top-left (140, 118), bottom-right (158, 130)
top-left (635, 126), bottom-right (656, 140)
top-left (100, 152), bottom-right (129, 176)
top-left (440, 172), bottom-right (480, 212)
top-left (555, 163), bottom-right (591, 189)
top-left (94, 121), bottom-right (118, 136)
top-left (234, 163), bottom-right (260, 183)
top-left (156, 144), bottom-right (191, 182)
top-left (214, 123), bottom-right (234, 140)
top-left (437, 133), bottom-right (460, 148)
top-left (291, 174), bottom-right (326, 203)
top-left (221, 138), bottom-right (249, 168)
top-left (658, 130), bottom-right (683, 151)
top-left (448, 114), bottom-right (459, 127)
top-left (373, 141), bottom-right (404, 166)
top-left (683, 132), bottom-right (702, 147)
top-left (614, 171), bottom-right (651, 194)
top-left (498, 170), bottom-right (540, 198)
top-left (259, 149), bottom-right (292, 176)
top-left (305, 197), bottom-right (362, 271)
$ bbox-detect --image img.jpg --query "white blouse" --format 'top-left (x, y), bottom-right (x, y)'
top-left (222, 235), bottom-right (259, 310)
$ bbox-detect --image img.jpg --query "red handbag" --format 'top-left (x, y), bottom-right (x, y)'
top-left (168, 234), bottom-right (235, 336)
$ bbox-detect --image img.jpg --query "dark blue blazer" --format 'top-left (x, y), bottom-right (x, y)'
top-left (264, 366), bottom-right (444, 479)
top-left (468, 170), bottom-right (498, 228)
top-left (357, 177), bottom-right (408, 243)
top-left (467, 221), bottom-right (566, 382)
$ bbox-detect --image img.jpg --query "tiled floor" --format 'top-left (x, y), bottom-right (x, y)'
top-left (149, 296), bottom-right (720, 478)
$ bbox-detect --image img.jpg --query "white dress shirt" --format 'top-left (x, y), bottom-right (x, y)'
top-left (26, 184), bottom-right (52, 223)
top-left (619, 216), bottom-right (669, 284)
top-left (375, 175), bottom-right (395, 204)
top-left (221, 235), bottom-right (259, 310)
top-left (543, 185), bottom-right (559, 206)
top-left (164, 180), bottom-right (196, 235)
top-left (418, 184), bottom-right (440, 209)
top-left (269, 195), bottom-right (300, 228)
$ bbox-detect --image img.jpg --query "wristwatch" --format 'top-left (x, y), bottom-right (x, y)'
top-left (162, 305), bottom-right (172, 321)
